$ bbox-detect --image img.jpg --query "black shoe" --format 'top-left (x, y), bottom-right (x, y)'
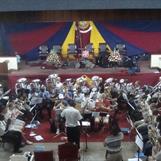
top-left (14, 149), bottom-right (23, 153)
top-left (20, 142), bottom-right (26, 147)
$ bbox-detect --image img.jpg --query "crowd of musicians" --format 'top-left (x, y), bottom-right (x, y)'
top-left (0, 74), bottom-right (161, 160)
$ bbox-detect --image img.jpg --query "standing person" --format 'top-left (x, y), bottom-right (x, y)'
top-left (104, 117), bottom-right (124, 161)
top-left (61, 99), bottom-right (83, 149)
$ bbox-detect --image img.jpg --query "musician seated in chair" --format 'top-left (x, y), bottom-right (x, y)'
top-left (94, 94), bottom-right (112, 129)
top-left (0, 111), bottom-right (32, 153)
top-left (0, 114), bottom-right (23, 153)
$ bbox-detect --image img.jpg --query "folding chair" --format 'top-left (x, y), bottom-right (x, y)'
top-left (67, 43), bottom-right (77, 59)
top-left (52, 45), bottom-right (61, 55)
top-left (58, 142), bottom-right (80, 161)
top-left (99, 43), bottom-right (107, 53)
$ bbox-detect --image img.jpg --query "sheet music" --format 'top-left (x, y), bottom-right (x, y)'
top-left (30, 97), bottom-right (42, 105)
top-left (34, 135), bottom-right (44, 141)
top-left (77, 121), bottom-right (90, 126)
top-left (135, 134), bottom-right (143, 150)
top-left (82, 121), bottom-right (90, 127)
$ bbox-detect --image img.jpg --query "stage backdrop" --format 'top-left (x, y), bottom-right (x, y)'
top-left (1, 20), bottom-right (161, 61)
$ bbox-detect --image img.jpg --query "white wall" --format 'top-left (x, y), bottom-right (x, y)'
top-left (0, 57), bottom-right (18, 70)
top-left (151, 55), bottom-right (161, 69)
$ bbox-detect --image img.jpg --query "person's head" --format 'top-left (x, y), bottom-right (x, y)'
top-left (62, 100), bottom-right (68, 108)
top-left (67, 99), bottom-right (76, 107)
top-left (109, 117), bottom-right (121, 136)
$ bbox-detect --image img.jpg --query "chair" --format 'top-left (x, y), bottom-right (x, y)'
top-left (52, 45), bottom-right (61, 55)
top-left (34, 150), bottom-right (55, 161)
top-left (85, 43), bottom-right (94, 53)
top-left (58, 142), bottom-right (80, 161)
top-left (99, 43), bottom-right (107, 53)
top-left (38, 45), bottom-right (49, 60)
top-left (67, 43), bottom-right (78, 61)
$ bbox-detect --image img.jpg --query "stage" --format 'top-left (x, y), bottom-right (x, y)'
top-left (5, 60), bottom-right (161, 89)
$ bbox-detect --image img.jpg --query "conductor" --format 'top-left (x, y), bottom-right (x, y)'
top-left (61, 100), bottom-right (83, 149)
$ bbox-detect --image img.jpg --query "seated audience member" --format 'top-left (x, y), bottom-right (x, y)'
top-left (104, 117), bottom-right (124, 161)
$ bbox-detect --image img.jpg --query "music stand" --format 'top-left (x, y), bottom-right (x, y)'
top-left (135, 130), bottom-right (144, 161)
top-left (82, 121), bottom-right (90, 152)
top-left (26, 97), bottom-right (42, 129)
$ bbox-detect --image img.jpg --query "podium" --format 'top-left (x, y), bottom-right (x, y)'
top-left (0, 62), bottom-right (8, 73)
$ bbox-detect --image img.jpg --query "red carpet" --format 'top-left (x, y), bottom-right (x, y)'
top-left (24, 112), bottom-right (135, 143)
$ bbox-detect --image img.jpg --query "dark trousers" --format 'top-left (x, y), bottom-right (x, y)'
top-left (66, 126), bottom-right (80, 149)
top-left (39, 99), bottom-right (53, 119)
top-left (2, 131), bottom-right (22, 152)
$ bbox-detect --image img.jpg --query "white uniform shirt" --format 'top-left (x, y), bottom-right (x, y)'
top-left (0, 121), bottom-right (6, 136)
top-left (61, 106), bottom-right (83, 127)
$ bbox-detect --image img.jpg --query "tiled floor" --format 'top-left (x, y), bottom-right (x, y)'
top-left (0, 142), bottom-right (137, 161)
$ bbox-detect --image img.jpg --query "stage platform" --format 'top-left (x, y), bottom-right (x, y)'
top-left (5, 60), bottom-right (161, 89)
